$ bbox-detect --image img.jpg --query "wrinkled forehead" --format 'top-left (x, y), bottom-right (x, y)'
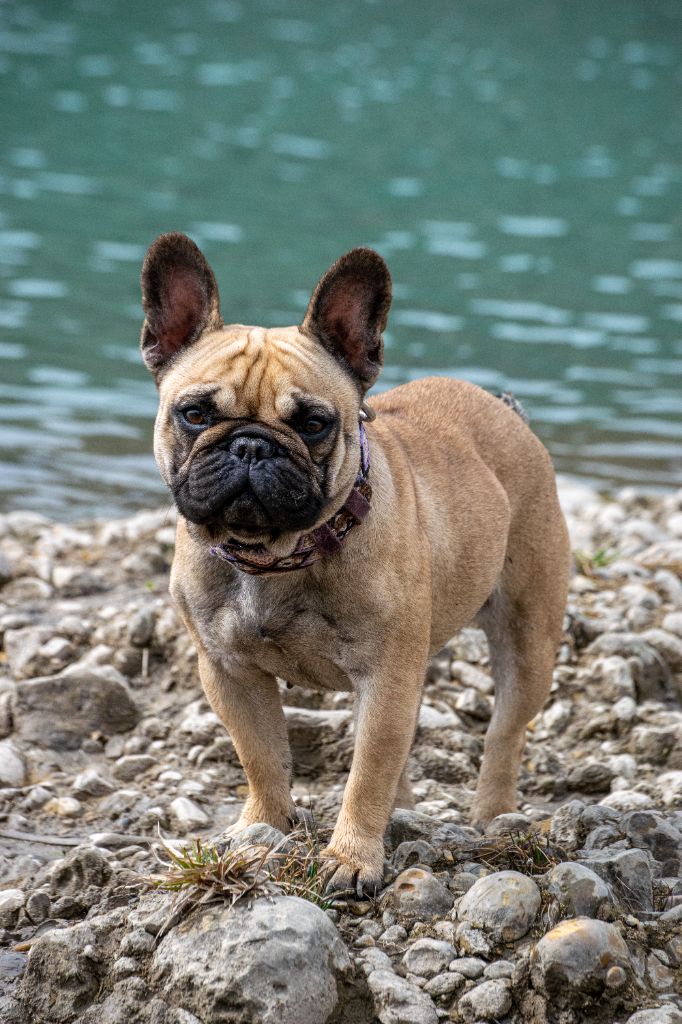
top-left (158, 325), bottom-right (356, 418)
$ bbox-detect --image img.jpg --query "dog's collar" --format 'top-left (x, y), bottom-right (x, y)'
top-left (210, 419), bottom-right (372, 577)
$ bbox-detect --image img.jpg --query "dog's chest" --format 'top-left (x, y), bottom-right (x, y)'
top-left (200, 585), bottom-right (359, 691)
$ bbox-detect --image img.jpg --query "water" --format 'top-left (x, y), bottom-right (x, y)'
top-left (0, 0), bottom-right (681, 518)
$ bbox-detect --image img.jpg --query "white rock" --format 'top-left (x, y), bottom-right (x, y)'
top-left (44, 796), bottom-right (82, 817)
top-left (384, 866), bottom-right (455, 921)
top-left (612, 697), bottom-right (637, 723)
top-left (599, 790), bottom-right (656, 812)
top-left (662, 612), bottom-right (682, 637)
top-left (454, 688), bottom-right (491, 720)
top-left (152, 894), bottom-right (349, 1024)
top-left (626, 1007), bottom-right (682, 1024)
top-left (168, 796), bottom-right (209, 831)
top-left (0, 888), bottom-right (25, 927)
top-left (418, 705), bottom-right (460, 730)
top-left (367, 968), bottom-right (439, 1024)
top-left (541, 700), bottom-right (572, 730)
top-left (543, 862), bottom-right (613, 917)
top-left (402, 938), bottom-right (456, 979)
top-left (0, 739), bottom-right (27, 787)
top-left (458, 979), bottom-right (512, 1022)
top-left (72, 768), bottom-right (114, 798)
top-left (666, 512), bottom-right (682, 537)
top-left (530, 917), bottom-right (632, 1000)
top-left (450, 661), bottom-right (494, 694)
top-left (657, 771), bottom-right (682, 807)
top-left (456, 871), bottom-right (541, 943)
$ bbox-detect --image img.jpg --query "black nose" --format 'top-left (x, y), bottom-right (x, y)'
top-left (229, 434), bottom-right (277, 464)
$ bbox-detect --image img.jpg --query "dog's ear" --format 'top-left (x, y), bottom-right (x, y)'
top-left (140, 232), bottom-right (222, 377)
top-left (302, 247), bottom-right (391, 390)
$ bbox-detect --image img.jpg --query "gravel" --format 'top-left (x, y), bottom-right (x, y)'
top-left (1, 486), bottom-right (682, 1022)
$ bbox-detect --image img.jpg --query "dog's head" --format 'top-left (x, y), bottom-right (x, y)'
top-left (140, 233), bottom-right (391, 552)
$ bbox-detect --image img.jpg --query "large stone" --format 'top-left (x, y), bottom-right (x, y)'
top-left (577, 848), bottom-right (654, 912)
top-left (626, 1009), bottom-right (682, 1024)
top-left (49, 846), bottom-right (113, 896)
top-left (530, 918), bottom-right (632, 1000)
top-left (622, 810), bottom-right (682, 873)
top-left (367, 969), bottom-right (438, 1024)
top-left (21, 912), bottom-right (124, 1023)
top-left (543, 862), bottom-right (613, 918)
top-left (12, 668), bottom-right (139, 749)
top-left (382, 867), bottom-right (454, 920)
top-left (456, 871), bottom-right (541, 944)
top-left (151, 895), bottom-right (353, 1024)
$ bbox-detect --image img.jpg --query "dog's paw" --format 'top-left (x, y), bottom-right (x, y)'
top-left (320, 839), bottom-right (385, 898)
top-left (470, 796), bottom-right (517, 831)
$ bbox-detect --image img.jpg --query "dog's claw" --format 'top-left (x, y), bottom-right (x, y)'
top-left (321, 855), bottom-right (383, 899)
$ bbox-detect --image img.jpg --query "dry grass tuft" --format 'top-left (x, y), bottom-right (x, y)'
top-left (147, 819), bottom-right (339, 938)
top-left (463, 828), bottom-right (569, 876)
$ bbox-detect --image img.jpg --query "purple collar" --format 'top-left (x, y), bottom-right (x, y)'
top-left (210, 422), bottom-right (372, 577)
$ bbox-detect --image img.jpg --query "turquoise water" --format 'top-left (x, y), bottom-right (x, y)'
top-left (0, 0), bottom-right (681, 517)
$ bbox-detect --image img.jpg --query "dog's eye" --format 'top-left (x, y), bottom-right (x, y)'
top-left (302, 416), bottom-right (327, 435)
top-left (182, 407), bottom-right (207, 427)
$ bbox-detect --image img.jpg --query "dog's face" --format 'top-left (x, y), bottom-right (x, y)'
top-left (140, 234), bottom-right (391, 551)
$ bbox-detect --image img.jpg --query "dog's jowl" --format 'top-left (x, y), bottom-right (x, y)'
top-left (140, 233), bottom-right (571, 894)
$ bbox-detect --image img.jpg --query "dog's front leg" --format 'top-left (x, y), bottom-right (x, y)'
top-left (322, 647), bottom-right (427, 895)
top-left (198, 653), bottom-right (296, 832)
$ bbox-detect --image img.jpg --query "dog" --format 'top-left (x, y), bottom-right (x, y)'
top-left (140, 233), bottom-right (571, 894)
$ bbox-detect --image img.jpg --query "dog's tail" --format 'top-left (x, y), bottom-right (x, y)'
top-left (497, 390), bottom-right (530, 424)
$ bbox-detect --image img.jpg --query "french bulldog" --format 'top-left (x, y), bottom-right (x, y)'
top-left (140, 232), bottom-right (570, 893)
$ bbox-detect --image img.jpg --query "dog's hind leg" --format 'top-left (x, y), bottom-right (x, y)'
top-left (471, 524), bottom-right (569, 827)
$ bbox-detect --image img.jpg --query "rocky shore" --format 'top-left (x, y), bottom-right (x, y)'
top-left (0, 484), bottom-right (681, 1023)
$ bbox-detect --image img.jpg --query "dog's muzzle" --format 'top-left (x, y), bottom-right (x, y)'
top-left (172, 428), bottom-right (324, 533)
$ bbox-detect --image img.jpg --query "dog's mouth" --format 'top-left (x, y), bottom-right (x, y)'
top-left (171, 435), bottom-right (325, 545)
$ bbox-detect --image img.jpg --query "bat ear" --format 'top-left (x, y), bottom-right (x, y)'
top-left (140, 232), bottom-right (222, 377)
top-left (302, 247), bottom-right (391, 391)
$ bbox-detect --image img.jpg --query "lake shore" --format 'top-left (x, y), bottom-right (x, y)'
top-left (1, 484), bottom-right (681, 1023)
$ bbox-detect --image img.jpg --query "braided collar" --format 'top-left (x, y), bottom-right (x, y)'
top-left (210, 422), bottom-right (371, 577)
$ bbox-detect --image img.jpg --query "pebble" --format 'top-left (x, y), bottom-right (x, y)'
top-left (383, 867), bottom-right (454, 920)
top-left (449, 957), bottom-right (485, 979)
top-left (0, 739), bottom-right (27, 786)
top-left (456, 871), bottom-right (541, 943)
top-left (530, 918), bottom-right (632, 999)
top-left (379, 925), bottom-right (408, 945)
top-left (43, 796), bottom-right (82, 817)
top-left (543, 862), bottom-right (613, 918)
top-left (578, 847), bottom-right (654, 913)
top-left (422, 972), bottom-right (462, 998)
top-left (0, 888), bottom-right (25, 928)
top-left (128, 608), bottom-right (156, 647)
top-left (25, 891), bottom-right (51, 924)
top-left (112, 754), bottom-right (157, 781)
top-left (484, 812), bottom-right (532, 836)
top-left (458, 979), bottom-right (512, 1022)
top-left (367, 969), bottom-right (439, 1024)
top-left (72, 767), bottom-right (115, 797)
top-left (168, 796), bottom-right (209, 831)
top-left (402, 939), bottom-right (456, 979)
